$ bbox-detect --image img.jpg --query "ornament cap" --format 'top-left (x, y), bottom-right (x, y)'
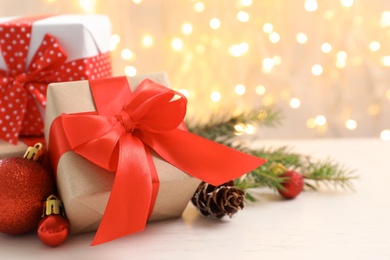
top-left (270, 163), bottom-right (288, 175)
top-left (43, 195), bottom-right (65, 217)
top-left (23, 143), bottom-right (44, 163)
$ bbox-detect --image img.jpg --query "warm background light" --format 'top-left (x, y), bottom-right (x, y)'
top-left (1, 0), bottom-right (389, 140)
top-left (194, 2), bottom-right (205, 12)
top-left (209, 18), bottom-right (221, 29)
top-left (321, 43), bottom-right (332, 53)
top-left (210, 91), bottom-right (222, 102)
top-left (315, 115), bottom-right (327, 126)
top-left (380, 129), bottom-right (390, 141)
top-left (345, 119), bottom-right (357, 130)
top-left (269, 32), bottom-right (280, 43)
top-left (141, 35), bottom-right (153, 48)
top-left (255, 85), bottom-right (266, 95)
top-left (262, 23), bottom-right (273, 33)
top-left (237, 11), bottom-right (249, 23)
top-left (171, 37), bottom-right (184, 51)
top-left (296, 33), bottom-right (308, 44)
top-left (304, 0), bottom-right (318, 12)
top-left (181, 23), bottom-right (193, 35)
top-left (121, 49), bottom-right (134, 60)
top-left (311, 65), bottom-right (323, 76)
top-left (289, 98), bottom-right (301, 109)
top-left (235, 84), bottom-right (246, 95)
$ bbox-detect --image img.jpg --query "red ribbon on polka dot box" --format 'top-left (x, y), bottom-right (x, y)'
top-left (0, 15), bottom-right (112, 145)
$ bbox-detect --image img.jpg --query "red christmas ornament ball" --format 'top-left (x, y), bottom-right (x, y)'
top-left (277, 170), bottom-right (304, 199)
top-left (37, 215), bottom-right (70, 247)
top-left (0, 157), bottom-right (55, 235)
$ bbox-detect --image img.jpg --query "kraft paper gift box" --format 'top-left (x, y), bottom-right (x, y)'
top-left (0, 14), bottom-right (112, 155)
top-left (44, 73), bottom-right (202, 235)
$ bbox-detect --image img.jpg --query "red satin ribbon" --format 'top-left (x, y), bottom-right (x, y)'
top-left (49, 76), bottom-right (266, 245)
top-left (0, 15), bottom-right (111, 144)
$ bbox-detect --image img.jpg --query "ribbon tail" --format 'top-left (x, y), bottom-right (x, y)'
top-left (91, 134), bottom-right (153, 246)
top-left (139, 129), bottom-right (267, 186)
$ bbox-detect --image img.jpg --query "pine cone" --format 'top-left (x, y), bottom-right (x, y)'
top-left (191, 181), bottom-right (245, 219)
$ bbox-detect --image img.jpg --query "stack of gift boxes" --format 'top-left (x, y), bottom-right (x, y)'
top-left (0, 15), bottom-right (265, 246)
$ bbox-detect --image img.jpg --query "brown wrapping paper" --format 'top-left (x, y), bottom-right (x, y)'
top-left (44, 73), bottom-right (201, 234)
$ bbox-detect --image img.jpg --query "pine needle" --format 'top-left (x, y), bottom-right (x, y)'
top-left (233, 146), bottom-right (357, 195)
top-left (186, 107), bottom-right (283, 142)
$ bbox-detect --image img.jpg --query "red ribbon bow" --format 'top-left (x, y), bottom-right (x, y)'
top-left (50, 77), bottom-right (266, 245)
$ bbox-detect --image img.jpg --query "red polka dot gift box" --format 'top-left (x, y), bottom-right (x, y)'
top-left (0, 15), bottom-right (112, 158)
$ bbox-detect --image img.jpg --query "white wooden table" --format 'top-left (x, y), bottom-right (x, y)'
top-left (1, 138), bottom-right (389, 259)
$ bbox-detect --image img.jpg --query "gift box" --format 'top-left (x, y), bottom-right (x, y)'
top-left (0, 14), bottom-right (112, 150)
top-left (45, 73), bottom-right (266, 245)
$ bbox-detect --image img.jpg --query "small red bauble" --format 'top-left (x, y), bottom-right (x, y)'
top-left (0, 148), bottom-right (55, 235)
top-left (277, 170), bottom-right (304, 199)
top-left (38, 215), bottom-right (70, 247)
top-left (37, 195), bottom-right (70, 247)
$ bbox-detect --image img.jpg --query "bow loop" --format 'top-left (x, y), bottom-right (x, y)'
top-left (0, 23), bottom-right (29, 74)
top-left (124, 79), bottom-right (187, 133)
top-left (26, 34), bottom-right (68, 78)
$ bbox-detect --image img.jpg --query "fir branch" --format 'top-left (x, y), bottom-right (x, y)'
top-left (234, 147), bottom-right (300, 192)
top-left (233, 146), bottom-right (357, 197)
top-left (186, 107), bottom-right (282, 141)
top-left (187, 107), bottom-right (357, 199)
top-left (249, 146), bottom-right (303, 168)
top-left (302, 160), bottom-right (357, 191)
